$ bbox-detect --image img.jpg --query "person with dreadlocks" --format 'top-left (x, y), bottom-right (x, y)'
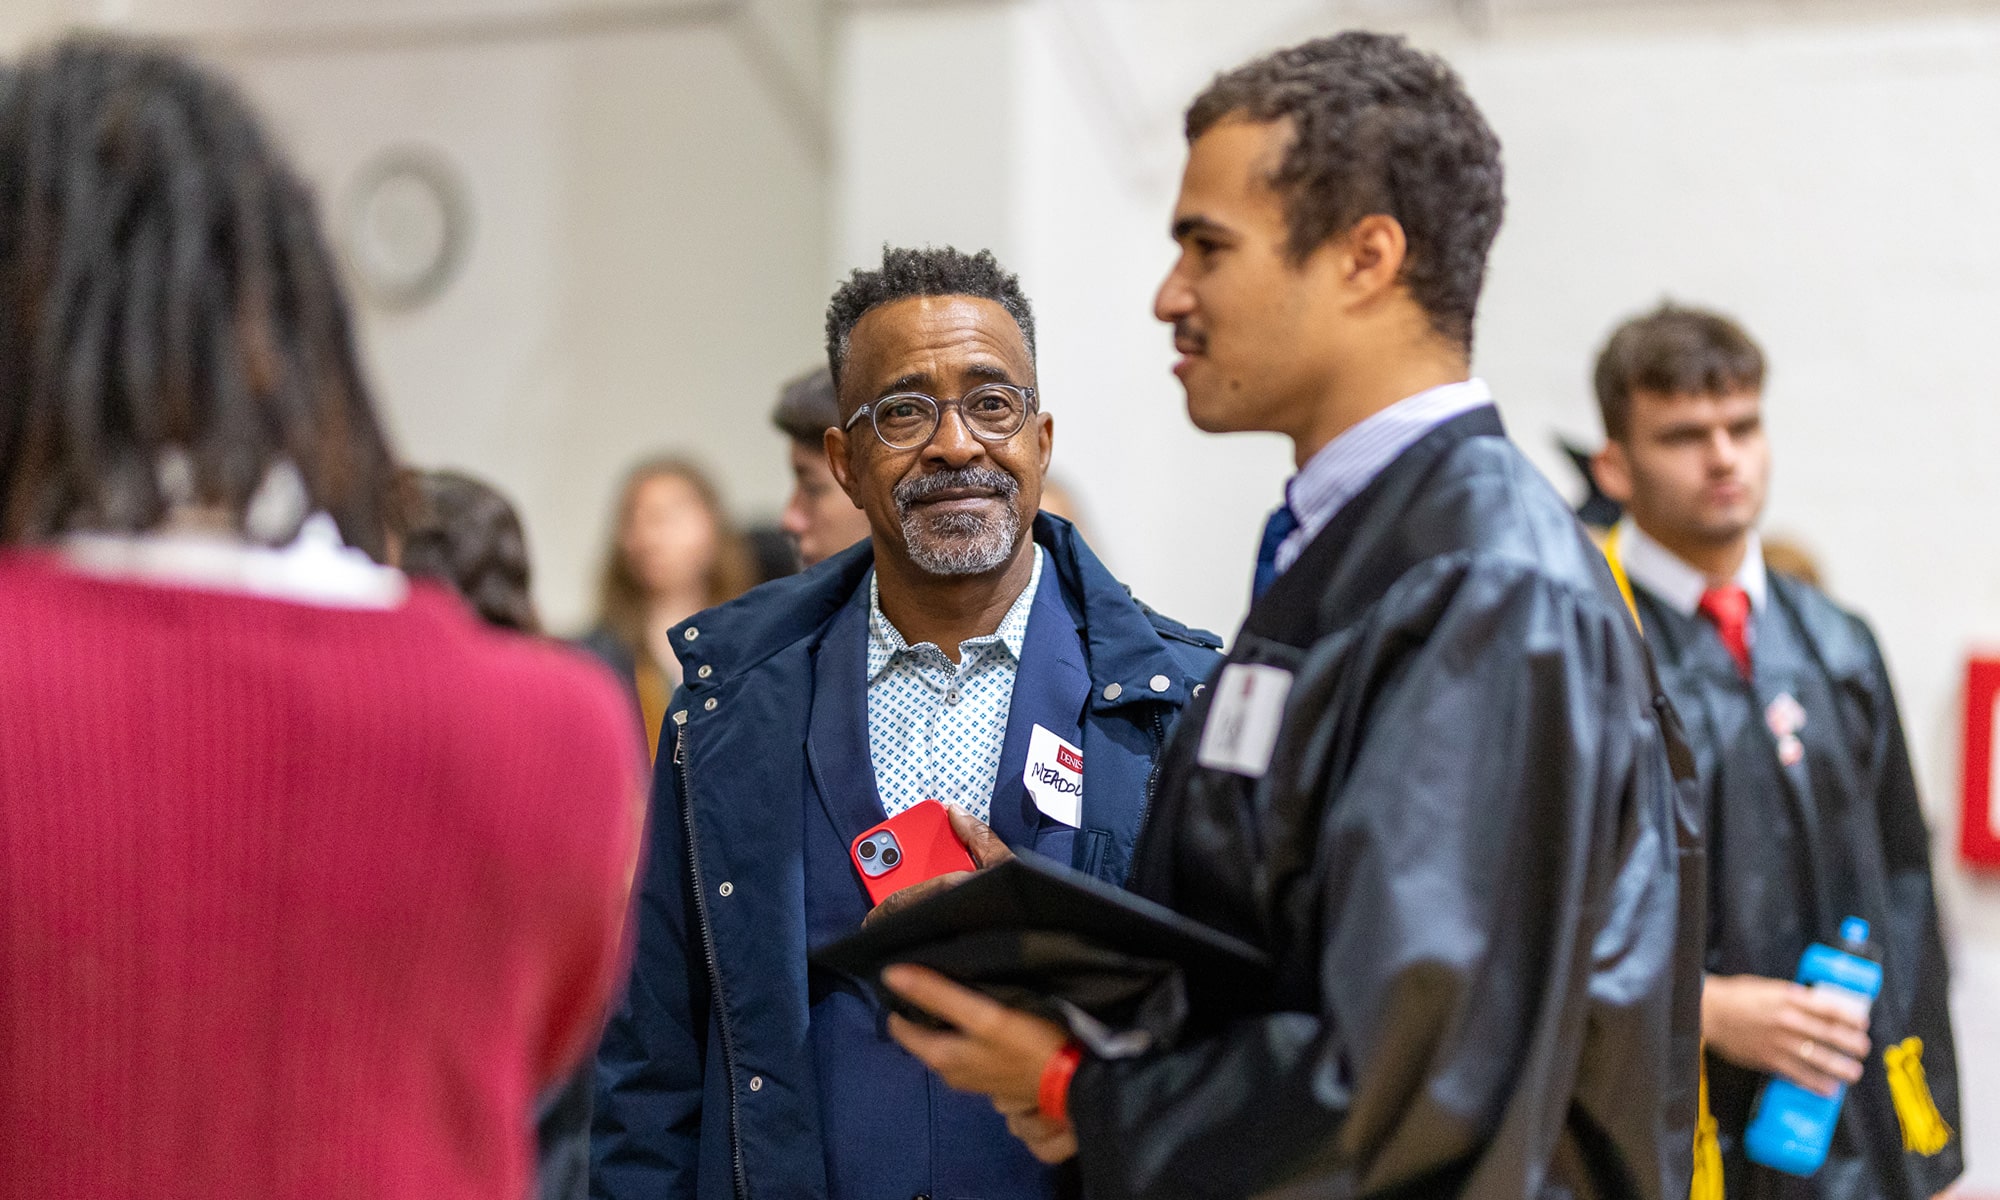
top-left (0, 38), bottom-right (642, 1199)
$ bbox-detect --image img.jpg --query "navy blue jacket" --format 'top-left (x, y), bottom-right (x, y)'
top-left (593, 515), bottom-right (1220, 1200)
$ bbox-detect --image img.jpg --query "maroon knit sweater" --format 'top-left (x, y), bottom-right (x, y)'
top-left (0, 550), bottom-right (642, 1198)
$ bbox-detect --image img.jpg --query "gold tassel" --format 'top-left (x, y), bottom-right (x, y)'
top-left (1691, 1048), bottom-right (1724, 1200)
top-left (1882, 1037), bottom-right (1952, 1155)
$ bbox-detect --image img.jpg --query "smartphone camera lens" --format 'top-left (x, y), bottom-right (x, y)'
top-left (880, 846), bottom-right (900, 867)
top-left (858, 841), bottom-right (876, 860)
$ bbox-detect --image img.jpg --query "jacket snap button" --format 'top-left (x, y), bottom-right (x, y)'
top-left (1192, 684), bottom-right (1205, 698)
top-left (683, 626), bottom-right (699, 641)
top-left (698, 665), bottom-right (713, 679)
top-left (748, 1075), bottom-right (763, 1091)
top-left (1102, 682), bottom-right (1122, 701)
top-left (704, 698), bottom-right (718, 712)
top-left (1149, 674), bottom-right (1171, 693)
top-left (718, 881), bottom-right (734, 897)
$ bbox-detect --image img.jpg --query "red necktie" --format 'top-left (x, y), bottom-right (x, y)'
top-left (1698, 584), bottom-right (1752, 679)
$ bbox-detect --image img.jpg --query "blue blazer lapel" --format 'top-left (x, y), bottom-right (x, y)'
top-left (806, 586), bottom-right (890, 852)
top-left (990, 562), bottom-right (1092, 863)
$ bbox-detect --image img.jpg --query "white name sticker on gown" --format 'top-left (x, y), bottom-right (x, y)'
top-left (1196, 663), bottom-right (1294, 778)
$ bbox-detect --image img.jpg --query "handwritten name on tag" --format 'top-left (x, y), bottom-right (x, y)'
top-left (1024, 724), bottom-right (1083, 827)
top-left (1196, 663), bottom-right (1294, 778)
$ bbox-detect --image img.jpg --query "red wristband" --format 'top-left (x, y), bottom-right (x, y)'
top-left (1037, 1040), bottom-right (1084, 1126)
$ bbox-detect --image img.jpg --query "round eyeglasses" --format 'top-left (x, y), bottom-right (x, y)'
top-left (842, 383), bottom-right (1038, 451)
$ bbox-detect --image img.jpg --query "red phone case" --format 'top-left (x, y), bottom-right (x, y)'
top-left (850, 799), bottom-right (977, 907)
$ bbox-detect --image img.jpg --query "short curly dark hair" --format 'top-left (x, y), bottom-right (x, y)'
top-left (400, 468), bottom-right (540, 634)
top-left (1594, 303), bottom-right (1765, 441)
top-left (824, 246), bottom-right (1036, 394)
top-left (1187, 32), bottom-right (1504, 353)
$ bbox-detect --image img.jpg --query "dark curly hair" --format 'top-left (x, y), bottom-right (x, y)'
top-left (1187, 32), bottom-right (1505, 353)
top-left (824, 246), bottom-right (1036, 394)
top-left (1594, 302), bottom-right (1765, 441)
top-left (0, 37), bottom-right (399, 558)
top-left (399, 469), bottom-right (540, 634)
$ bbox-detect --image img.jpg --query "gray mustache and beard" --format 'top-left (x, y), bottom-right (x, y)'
top-left (892, 466), bottom-right (1022, 576)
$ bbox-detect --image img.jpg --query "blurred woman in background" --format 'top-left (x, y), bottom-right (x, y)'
top-left (581, 457), bottom-right (752, 757)
top-left (0, 38), bottom-right (640, 1199)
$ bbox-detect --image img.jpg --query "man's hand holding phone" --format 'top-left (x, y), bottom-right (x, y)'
top-left (858, 802), bottom-right (1014, 926)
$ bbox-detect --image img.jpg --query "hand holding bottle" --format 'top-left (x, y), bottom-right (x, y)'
top-left (1743, 917), bottom-right (1885, 1175)
top-left (1703, 974), bottom-right (1872, 1097)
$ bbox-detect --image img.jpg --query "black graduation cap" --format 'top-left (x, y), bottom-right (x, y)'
top-left (813, 854), bottom-right (1269, 1058)
top-left (1561, 438), bottom-right (1623, 529)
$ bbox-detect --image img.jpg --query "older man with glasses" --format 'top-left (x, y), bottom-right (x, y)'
top-left (592, 246), bottom-right (1222, 1200)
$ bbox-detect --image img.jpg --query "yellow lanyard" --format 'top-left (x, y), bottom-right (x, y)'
top-left (1600, 524), bottom-right (1642, 632)
top-left (1602, 525), bottom-right (1721, 1195)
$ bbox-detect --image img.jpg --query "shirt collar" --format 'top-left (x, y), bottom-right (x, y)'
top-left (867, 544), bottom-right (1043, 681)
top-left (1614, 516), bottom-right (1767, 618)
top-left (1281, 378), bottom-right (1493, 552)
top-left (60, 512), bottom-right (408, 610)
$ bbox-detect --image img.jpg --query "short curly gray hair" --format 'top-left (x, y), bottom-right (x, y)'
top-left (823, 245), bottom-right (1036, 394)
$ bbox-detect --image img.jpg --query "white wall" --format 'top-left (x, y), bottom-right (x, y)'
top-left (833, 3), bottom-right (1022, 273)
top-left (9, 0), bottom-right (830, 632)
top-left (227, 18), bottom-right (827, 632)
top-left (839, 0), bottom-right (2000, 1184)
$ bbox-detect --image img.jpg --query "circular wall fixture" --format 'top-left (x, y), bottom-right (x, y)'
top-left (340, 145), bottom-right (472, 311)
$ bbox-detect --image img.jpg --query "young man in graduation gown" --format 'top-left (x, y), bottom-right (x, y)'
top-left (1589, 303), bottom-right (1961, 1200)
top-left (591, 246), bottom-right (1222, 1200)
top-left (881, 33), bottom-right (1705, 1200)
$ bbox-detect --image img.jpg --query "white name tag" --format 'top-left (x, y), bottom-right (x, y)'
top-left (1196, 663), bottom-right (1294, 778)
top-left (1023, 724), bottom-right (1084, 827)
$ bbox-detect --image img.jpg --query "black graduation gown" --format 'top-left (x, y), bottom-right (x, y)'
top-left (1630, 573), bottom-right (1963, 1200)
top-left (1066, 407), bottom-right (1705, 1200)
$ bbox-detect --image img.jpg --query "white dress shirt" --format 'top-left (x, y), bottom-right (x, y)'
top-left (62, 512), bottom-right (407, 608)
top-left (1615, 516), bottom-right (1767, 627)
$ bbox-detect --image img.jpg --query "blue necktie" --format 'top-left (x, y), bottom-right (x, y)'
top-left (1251, 504), bottom-right (1300, 603)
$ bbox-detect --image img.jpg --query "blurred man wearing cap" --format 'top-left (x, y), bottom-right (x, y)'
top-left (772, 366), bottom-right (873, 567)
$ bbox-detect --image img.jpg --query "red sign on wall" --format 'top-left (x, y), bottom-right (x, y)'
top-left (1963, 657), bottom-right (2000, 869)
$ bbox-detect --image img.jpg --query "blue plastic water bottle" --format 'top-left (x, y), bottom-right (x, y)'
top-left (1743, 916), bottom-right (1883, 1175)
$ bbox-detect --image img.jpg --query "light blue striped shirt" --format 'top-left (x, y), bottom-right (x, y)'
top-left (1273, 378), bottom-right (1494, 574)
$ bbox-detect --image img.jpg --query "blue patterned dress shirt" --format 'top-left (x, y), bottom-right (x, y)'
top-left (865, 546), bottom-right (1043, 823)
